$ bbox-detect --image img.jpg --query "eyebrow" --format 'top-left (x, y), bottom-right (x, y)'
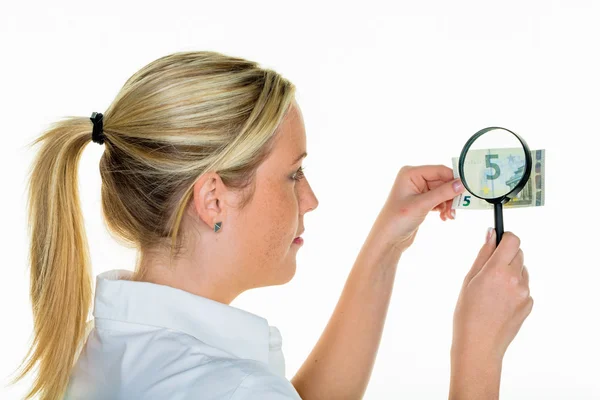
top-left (291, 151), bottom-right (307, 165)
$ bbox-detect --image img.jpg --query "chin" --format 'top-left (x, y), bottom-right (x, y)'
top-left (283, 265), bottom-right (297, 284)
top-left (275, 260), bottom-right (297, 286)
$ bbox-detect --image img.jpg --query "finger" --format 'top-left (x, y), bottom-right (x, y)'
top-left (447, 200), bottom-right (456, 219)
top-left (514, 296), bottom-right (534, 328)
top-left (436, 199), bottom-right (449, 218)
top-left (445, 206), bottom-right (455, 221)
top-left (524, 296), bottom-right (534, 317)
top-left (510, 248), bottom-right (524, 266)
top-left (488, 231), bottom-right (521, 266)
top-left (418, 178), bottom-right (465, 213)
top-left (434, 200), bottom-right (446, 213)
top-left (509, 249), bottom-right (524, 275)
top-left (436, 198), bottom-right (455, 220)
top-left (522, 265), bottom-right (529, 286)
top-left (464, 227), bottom-right (497, 285)
top-left (427, 180), bottom-right (447, 192)
top-left (408, 165), bottom-right (455, 182)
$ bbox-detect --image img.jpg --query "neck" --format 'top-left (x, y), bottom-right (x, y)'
top-left (133, 241), bottom-right (243, 305)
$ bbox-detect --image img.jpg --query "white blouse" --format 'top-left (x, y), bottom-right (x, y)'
top-left (64, 269), bottom-right (302, 399)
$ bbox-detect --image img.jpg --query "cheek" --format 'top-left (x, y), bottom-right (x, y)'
top-left (261, 187), bottom-right (298, 245)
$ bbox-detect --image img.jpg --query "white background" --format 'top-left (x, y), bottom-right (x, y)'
top-left (1, 1), bottom-right (599, 398)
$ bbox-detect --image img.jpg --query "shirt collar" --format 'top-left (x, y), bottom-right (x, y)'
top-left (92, 269), bottom-right (282, 367)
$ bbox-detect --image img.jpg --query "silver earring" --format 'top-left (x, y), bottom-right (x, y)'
top-left (214, 222), bottom-right (222, 232)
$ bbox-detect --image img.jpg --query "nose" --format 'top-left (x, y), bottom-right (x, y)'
top-left (300, 179), bottom-right (319, 214)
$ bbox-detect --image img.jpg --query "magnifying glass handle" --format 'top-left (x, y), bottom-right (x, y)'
top-left (494, 203), bottom-right (504, 246)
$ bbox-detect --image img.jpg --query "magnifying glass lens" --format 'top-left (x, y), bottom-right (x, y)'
top-left (462, 128), bottom-right (527, 200)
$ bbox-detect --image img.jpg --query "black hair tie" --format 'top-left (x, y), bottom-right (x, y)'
top-left (90, 112), bottom-right (105, 145)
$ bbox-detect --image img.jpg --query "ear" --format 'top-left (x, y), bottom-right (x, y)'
top-left (191, 172), bottom-right (227, 230)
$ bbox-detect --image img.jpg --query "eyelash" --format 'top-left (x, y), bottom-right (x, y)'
top-left (292, 166), bottom-right (305, 182)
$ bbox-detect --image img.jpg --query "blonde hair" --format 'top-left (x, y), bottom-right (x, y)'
top-left (10, 51), bottom-right (296, 400)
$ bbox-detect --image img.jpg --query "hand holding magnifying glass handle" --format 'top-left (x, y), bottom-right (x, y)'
top-left (449, 230), bottom-right (533, 399)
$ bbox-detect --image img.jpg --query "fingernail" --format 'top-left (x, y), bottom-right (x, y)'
top-left (486, 227), bottom-right (494, 243)
top-left (452, 180), bottom-right (464, 193)
top-left (451, 209), bottom-right (456, 219)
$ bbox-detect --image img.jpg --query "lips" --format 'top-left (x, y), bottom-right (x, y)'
top-left (293, 229), bottom-right (305, 244)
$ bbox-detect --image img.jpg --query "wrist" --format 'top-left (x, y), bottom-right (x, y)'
top-left (449, 350), bottom-right (503, 400)
top-left (371, 209), bottom-right (411, 254)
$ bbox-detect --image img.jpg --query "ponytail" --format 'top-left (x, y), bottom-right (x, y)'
top-left (9, 117), bottom-right (95, 399)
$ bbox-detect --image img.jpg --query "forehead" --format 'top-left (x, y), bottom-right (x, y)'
top-left (272, 101), bottom-right (306, 158)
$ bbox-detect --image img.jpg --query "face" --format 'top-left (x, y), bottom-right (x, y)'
top-left (188, 99), bottom-right (319, 299)
top-left (230, 99), bottom-right (319, 288)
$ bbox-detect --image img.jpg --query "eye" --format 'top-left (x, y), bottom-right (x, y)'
top-left (292, 166), bottom-right (305, 182)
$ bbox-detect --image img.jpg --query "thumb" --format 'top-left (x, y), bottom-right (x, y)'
top-left (463, 228), bottom-right (497, 286)
top-left (418, 178), bottom-right (465, 213)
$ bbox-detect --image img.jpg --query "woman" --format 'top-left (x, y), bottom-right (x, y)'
top-left (12, 51), bottom-right (533, 399)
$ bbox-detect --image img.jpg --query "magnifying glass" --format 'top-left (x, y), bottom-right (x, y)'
top-left (458, 127), bottom-right (532, 246)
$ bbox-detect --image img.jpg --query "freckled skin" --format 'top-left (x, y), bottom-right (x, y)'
top-left (235, 101), bottom-right (319, 289)
top-left (139, 99), bottom-right (319, 305)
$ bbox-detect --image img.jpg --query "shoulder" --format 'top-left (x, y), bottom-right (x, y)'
top-left (230, 369), bottom-right (302, 400)
top-left (134, 336), bottom-right (299, 399)
top-left (70, 326), bottom-right (302, 399)
top-left (138, 357), bottom-right (301, 400)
